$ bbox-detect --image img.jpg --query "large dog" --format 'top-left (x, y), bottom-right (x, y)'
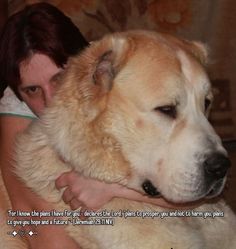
top-left (1, 30), bottom-right (236, 248)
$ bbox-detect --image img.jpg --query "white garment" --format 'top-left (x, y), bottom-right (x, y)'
top-left (0, 87), bottom-right (36, 119)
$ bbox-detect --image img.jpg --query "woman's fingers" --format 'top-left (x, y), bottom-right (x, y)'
top-left (56, 171), bottom-right (119, 211)
top-left (55, 171), bottom-right (78, 189)
top-left (62, 187), bottom-right (74, 204)
top-left (55, 172), bottom-right (69, 189)
top-left (70, 198), bottom-right (83, 210)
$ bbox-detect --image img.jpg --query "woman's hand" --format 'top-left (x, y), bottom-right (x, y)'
top-left (56, 171), bottom-right (200, 211)
top-left (56, 171), bottom-right (117, 211)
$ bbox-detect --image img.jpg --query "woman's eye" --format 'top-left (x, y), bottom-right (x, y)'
top-left (25, 86), bottom-right (41, 95)
top-left (154, 105), bottom-right (177, 119)
top-left (205, 98), bottom-right (211, 111)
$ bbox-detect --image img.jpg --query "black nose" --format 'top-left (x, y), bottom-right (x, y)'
top-left (142, 180), bottom-right (160, 196)
top-left (204, 153), bottom-right (231, 180)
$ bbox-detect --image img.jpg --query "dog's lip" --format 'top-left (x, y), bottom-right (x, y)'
top-left (142, 180), bottom-right (162, 197)
top-left (141, 177), bottom-right (225, 203)
top-left (205, 178), bottom-right (225, 198)
top-left (206, 188), bottom-right (216, 197)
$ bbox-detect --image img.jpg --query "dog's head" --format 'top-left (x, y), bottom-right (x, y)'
top-left (44, 30), bottom-right (230, 204)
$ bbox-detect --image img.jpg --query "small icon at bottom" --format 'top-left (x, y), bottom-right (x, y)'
top-left (7, 230), bottom-right (37, 237)
top-left (28, 230), bottom-right (36, 236)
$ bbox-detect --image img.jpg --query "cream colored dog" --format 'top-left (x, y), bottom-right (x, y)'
top-left (1, 30), bottom-right (236, 249)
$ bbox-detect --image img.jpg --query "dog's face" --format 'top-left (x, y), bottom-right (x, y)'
top-left (92, 31), bottom-right (230, 203)
top-left (47, 31), bottom-right (230, 204)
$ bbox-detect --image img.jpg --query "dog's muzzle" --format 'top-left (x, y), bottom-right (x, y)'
top-left (203, 152), bottom-right (231, 197)
top-left (142, 153), bottom-right (231, 199)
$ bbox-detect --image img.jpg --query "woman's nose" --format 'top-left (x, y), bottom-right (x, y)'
top-left (44, 84), bottom-right (56, 107)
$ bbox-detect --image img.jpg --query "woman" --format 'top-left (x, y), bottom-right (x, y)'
top-left (0, 3), bottom-right (186, 249)
top-left (0, 3), bottom-right (89, 248)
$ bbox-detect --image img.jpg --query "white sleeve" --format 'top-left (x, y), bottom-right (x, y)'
top-left (0, 87), bottom-right (37, 119)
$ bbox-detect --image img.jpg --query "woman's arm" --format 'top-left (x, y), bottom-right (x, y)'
top-left (56, 171), bottom-right (200, 211)
top-left (0, 116), bottom-right (33, 207)
top-left (0, 115), bottom-right (80, 249)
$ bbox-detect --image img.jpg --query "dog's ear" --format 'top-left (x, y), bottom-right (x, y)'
top-left (91, 34), bottom-right (131, 93)
top-left (189, 41), bottom-right (208, 65)
top-left (179, 38), bottom-right (208, 66)
top-left (93, 50), bottom-right (115, 92)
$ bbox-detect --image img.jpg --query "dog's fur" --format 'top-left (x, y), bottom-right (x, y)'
top-left (1, 30), bottom-right (236, 248)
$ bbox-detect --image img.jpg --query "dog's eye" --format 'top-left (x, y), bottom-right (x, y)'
top-left (205, 98), bottom-right (211, 111)
top-left (154, 105), bottom-right (177, 119)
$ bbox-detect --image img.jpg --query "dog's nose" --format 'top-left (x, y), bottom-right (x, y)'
top-left (204, 153), bottom-right (231, 180)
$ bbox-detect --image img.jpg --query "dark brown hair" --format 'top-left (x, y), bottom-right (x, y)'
top-left (0, 2), bottom-right (88, 99)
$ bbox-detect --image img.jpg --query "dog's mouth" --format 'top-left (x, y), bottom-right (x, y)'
top-left (205, 178), bottom-right (225, 198)
top-left (142, 180), bottom-right (161, 197)
top-left (142, 178), bottom-right (226, 201)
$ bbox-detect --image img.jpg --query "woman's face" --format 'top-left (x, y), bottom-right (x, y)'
top-left (18, 53), bottom-right (63, 116)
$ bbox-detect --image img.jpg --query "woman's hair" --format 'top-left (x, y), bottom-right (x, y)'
top-left (0, 2), bottom-right (89, 99)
